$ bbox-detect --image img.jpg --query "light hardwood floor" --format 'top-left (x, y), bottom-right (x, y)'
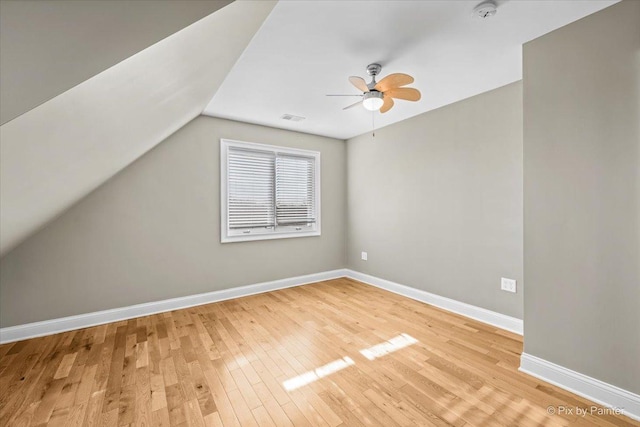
top-left (0, 278), bottom-right (637, 426)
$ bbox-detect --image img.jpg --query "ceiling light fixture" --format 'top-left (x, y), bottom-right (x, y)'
top-left (362, 91), bottom-right (384, 111)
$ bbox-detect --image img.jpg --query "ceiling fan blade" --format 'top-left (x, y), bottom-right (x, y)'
top-left (325, 94), bottom-right (364, 97)
top-left (343, 100), bottom-right (363, 110)
top-left (375, 73), bottom-right (414, 92)
top-left (385, 87), bottom-right (421, 102)
top-left (380, 96), bottom-right (394, 114)
top-left (349, 76), bottom-right (369, 92)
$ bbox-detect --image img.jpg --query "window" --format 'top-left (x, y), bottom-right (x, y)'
top-left (220, 139), bottom-right (320, 242)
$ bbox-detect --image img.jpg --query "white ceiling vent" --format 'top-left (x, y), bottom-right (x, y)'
top-left (473, 1), bottom-right (498, 19)
top-left (281, 114), bottom-right (305, 122)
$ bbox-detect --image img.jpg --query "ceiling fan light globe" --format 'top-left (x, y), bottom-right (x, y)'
top-left (362, 92), bottom-right (384, 111)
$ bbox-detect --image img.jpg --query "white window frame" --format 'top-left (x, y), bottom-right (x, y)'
top-left (220, 138), bottom-right (321, 243)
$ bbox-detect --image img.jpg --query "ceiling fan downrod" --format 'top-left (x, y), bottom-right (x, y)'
top-left (366, 63), bottom-right (382, 89)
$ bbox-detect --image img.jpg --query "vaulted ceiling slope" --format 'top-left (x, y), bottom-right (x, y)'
top-left (0, 0), bottom-right (276, 257)
top-left (0, 0), bottom-right (233, 125)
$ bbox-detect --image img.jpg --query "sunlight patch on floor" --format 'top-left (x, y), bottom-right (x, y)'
top-left (283, 356), bottom-right (355, 391)
top-left (359, 333), bottom-right (418, 360)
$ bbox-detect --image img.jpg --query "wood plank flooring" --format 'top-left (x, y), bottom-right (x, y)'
top-left (0, 278), bottom-right (637, 426)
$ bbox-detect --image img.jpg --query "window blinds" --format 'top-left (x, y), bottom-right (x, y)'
top-left (276, 154), bottom-right (316, 226)
top-left (227, 147), bottom-right (275, 229)
top-left (227, 147), bottom-right (316, 231)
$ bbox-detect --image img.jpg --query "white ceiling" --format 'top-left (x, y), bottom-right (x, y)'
top-left (203, 0), bottom-right (618, 140)
top-left (0, 0), bottom-right (231, 125)
top-left (0, 0), bottom-right (276, 257)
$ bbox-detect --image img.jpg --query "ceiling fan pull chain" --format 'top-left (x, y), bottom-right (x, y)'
top-left (372, 109), bottom-right (376, 139)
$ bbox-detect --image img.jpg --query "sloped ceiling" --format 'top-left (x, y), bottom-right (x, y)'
top-left (0, 0), bottom-right (233, 125)
top-left (0, 0), bottom-right (276, 257)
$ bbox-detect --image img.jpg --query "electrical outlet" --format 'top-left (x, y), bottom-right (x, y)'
top-left (501, 278), bottom-right (517, 293)
top-left (361, 251), bottom-right (368, 261)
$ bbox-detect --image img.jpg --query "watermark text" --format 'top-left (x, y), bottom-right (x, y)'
top-left (546, 405), bottom-right (624, 417)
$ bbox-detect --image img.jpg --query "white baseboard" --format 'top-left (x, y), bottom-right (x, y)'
top-left (0, 269), bottom-right (348, 344)
top-left (519, 353), bottom-right (640, 421)
top-left (344, 269), bottom-right (523, 335)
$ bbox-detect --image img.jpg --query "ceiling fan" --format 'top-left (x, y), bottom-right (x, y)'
top-left (327, 63), bottom-right (421, 113)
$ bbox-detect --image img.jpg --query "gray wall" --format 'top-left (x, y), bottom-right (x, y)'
top-left (347, 82), bottom-right (524, 319)
top-left (523, 0), bottom-right (639, 393)
top-left (0, 117), bottom-right (346, 327)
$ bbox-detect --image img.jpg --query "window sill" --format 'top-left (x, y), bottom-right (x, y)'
top-left (221, 230), bottom-right (321, 243)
